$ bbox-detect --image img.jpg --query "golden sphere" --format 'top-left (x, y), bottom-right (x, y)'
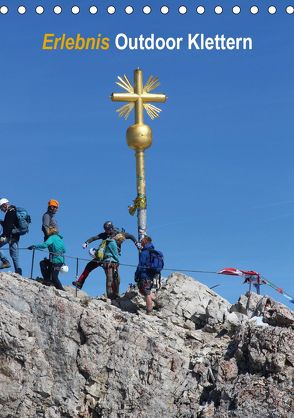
top-left (126, 123), bottom-right (152, 150)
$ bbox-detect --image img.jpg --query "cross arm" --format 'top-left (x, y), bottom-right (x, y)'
top-left (111, 93), bottom-right (139, 102)
top-left (141, 93), bottom-right (167, 103)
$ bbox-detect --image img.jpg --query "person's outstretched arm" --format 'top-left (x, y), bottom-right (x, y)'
top-left (82, 233), bottom-right (106, 248)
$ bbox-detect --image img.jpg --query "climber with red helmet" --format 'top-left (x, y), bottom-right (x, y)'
top-left (42, 199), bottom-right (59, 240)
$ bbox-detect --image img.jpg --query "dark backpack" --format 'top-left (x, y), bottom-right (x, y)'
top-left (15, 207), bottom-right (31, 235)
top-left (147, 249), bottom-right (164, 274)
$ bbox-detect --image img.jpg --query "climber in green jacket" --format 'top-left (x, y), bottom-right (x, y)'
top-left (28, 226), bottom-right (65, 291)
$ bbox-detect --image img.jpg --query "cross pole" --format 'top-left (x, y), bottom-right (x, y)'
top-left (111, 68), bottom-right (167, 240)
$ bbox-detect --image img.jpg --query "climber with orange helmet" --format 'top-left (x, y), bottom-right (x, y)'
top-left (42, 199), bottom-right (59, 240)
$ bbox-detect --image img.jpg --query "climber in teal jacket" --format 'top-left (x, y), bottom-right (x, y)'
top-left (102, 234), bottom-right (125, 298)
top-left (73, 233), bottom-right (125, 299)
top-left (28, 227), bottom-right (65, 290)
top-left (103, 237), bottom-right (120, 263)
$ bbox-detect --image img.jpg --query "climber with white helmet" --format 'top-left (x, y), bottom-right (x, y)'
top-left (0, 197), bottom-right (24, 275)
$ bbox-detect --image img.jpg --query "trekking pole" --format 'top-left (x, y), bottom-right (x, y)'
top-left (49, 252), bottom-right (53, 284)
top-left (75, 257), bottom-right (79, 297)
top-left (210, 284), bottom-right (220, 290)
top-left (30, 248), bottom-right (35, 279)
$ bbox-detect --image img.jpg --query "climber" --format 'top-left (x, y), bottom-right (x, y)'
top-left (42, 199), bottom-right (59, 241)
top-left (0, 198), bottom-right (24, 275)
top-left (73, 233), bottom-right (126, 299)
top-left (134, 235), bottom-right (164, 314)
top-left (72, 221), bottom-right (140, 289)
top-left (82, 221), bottom-right (140, 250)
top-left (28, 226), bottom-right (65, 291)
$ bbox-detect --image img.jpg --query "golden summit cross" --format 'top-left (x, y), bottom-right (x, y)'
top-left (111, 68), bottom-right (167, 240)
top-left (111, 69), bottom-right (167, 122)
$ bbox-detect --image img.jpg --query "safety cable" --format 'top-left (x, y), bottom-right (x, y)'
top-left (1, 247), bottom-right (218, 273)
top-left (1, 247), bottom-right (293, 304)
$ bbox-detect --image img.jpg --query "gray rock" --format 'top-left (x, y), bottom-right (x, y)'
top-left (0, 272), bottom-right (293, 418)
top-left (230, 291), bottom-right (263, 317)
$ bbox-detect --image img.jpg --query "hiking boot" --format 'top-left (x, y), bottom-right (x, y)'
top-left (0, 260), bottom-right (11, 269)
top-left (153, 300), bottom-right (163, 310)
top-left (146, 309), bottom-right (153, 315)
top-left (72, 280), bottom-right (83, 289)
top-left (35, 277), bottom-right (52, 286)
top-left (43, 281), bottom-right (53, 286)
top-left (109, 294), bottom-right (119, 300)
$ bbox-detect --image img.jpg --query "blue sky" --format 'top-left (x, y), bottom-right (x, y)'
top-left (0, 1), bottom-right (294, 308)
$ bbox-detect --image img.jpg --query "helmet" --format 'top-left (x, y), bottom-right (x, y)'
top-left (89, 248), bottom-right (96, 258)
top-left (48, 199), bottom-right (59, 208)
top-left (103, 221), bottom-right (113, 231)
top-left (60, 264), bottom-right (69, 273)
top-left (0, 198), bottom-right (9, 207)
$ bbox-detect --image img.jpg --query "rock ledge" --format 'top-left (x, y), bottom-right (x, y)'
top-left (0, 272), bottom-right (293, 418)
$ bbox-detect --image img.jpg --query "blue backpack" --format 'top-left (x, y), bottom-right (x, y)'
top-left (148, 249), bottom-right (164, 274)
top-left (15, 207), bottom-right (31, 235)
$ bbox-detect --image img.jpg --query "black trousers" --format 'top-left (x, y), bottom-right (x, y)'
top-left (40, 258), bottom-right (64, 291)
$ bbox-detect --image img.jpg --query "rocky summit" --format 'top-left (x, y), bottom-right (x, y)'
top-left (0, 272), bottom-right (293, 418)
